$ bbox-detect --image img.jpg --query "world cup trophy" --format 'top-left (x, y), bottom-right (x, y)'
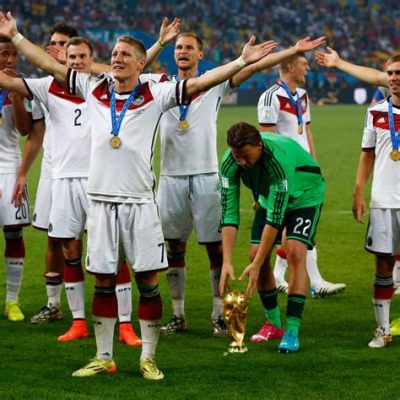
top-left (223, 290), bottom-right (249, 353)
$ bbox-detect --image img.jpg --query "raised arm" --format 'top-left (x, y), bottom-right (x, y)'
top-left (186, 35), bottom-right (276, 97)
top-left (231, 35), bottom-right (326, 87)
top-left (315, 46), bottom-right (388, 87)
top-left (0, 12), bottom-right (68, 84)
top-left (145, 17), bottom-right (180, 68)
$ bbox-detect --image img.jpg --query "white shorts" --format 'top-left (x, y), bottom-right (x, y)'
top-left (157, 173), bottom-right (221, 243)
top-left (365, 208), bottom-right (400, 254)
top-left (86, 200), bottom-right (168, 275)
top-left (32, 173), bottom-right (52, 230)
top-left (0, 173), bottom-right (30, 227)
top-left (48, 178), bottom-right (89, 239)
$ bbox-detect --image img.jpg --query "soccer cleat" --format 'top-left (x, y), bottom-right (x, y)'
top-left (310, 281), bottom-right (346, 298)
top-left (57, 319), bottom-right (90, 342)
top-left (212, 316), bottom-right (228, 337)
top-left (368, 328), bottom-right (392, 348)
top-left (275, 280), bottom-right (289, 294)
top-left (139, 358), bottom-right (164, 380)
top-left (390, 318), bottom-right (400, 336)
top-left (160, 315), bottom-right (187, 334)
top-left (119, 323), bottom-right (142, 346)
top-left (72, 356), bottom-right (117, 377)
top-left (250, 321), bottom-right (284, 342)
top-left (30, 304), bottom-right (63, 324)
top-left (4, 300), bottom-right (24, 322)
top-left (278, 331), bottom-right (299, 353)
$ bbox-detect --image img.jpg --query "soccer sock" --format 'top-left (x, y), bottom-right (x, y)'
top-left (306, 247), bottom-right (323, 287)
top-left (116, 262), bottom-right (132, 323)
top-left (138, 283), bottom-right (162, 361)
top-left (45, 272), bottom-right (63, 307)
top-left (373, 275), bottom-right (394, 334)
top-left (93, 286), bottom-right (118, 361)
top-left (285, 294), bottom-right (306, 336)
top-left (210, 266), bottom-right (223, 319)
top-left (273, 253), bottom-right (288, 283)
top-left (258, 289), bottom-right (281, 328)
top-left (4, 229), bottom-right (25, 303)
top-left (393, 256), bottom-right (400, 287)
top-left (166, 263), bottom-right (186, 317)
top-left (64, 258), bottom-right (85, 319)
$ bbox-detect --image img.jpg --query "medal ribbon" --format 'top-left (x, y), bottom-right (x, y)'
top-left (110, 81), bottom-right (141, 138)
top-left (388, 98), bottom-right (400, 151)
top-left (0, 89), bottom-right (7, 116)
top-left (279, 79), bottom-right (303, 128)
top-left (174, 71), bottom-right (200, 121)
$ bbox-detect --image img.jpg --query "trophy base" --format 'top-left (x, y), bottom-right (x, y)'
top-left (227, 341), bottom-right (248, 353)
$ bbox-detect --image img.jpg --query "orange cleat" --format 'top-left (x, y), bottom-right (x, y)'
top-left (57, 319), bottom-right (90, 342)
top-left (119, 322), bottom-right (142, 346)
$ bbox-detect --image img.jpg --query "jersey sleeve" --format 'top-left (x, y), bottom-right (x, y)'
top-left (219, 149), bottom-right (241, 228)
top-left (150, 80), bottom-right (187, 112)
top-left (361, 108), bottom-right (376, 149)
top-left (257, 90), bottom-right (279, 125)
top-left (23, 77), bottom-right (51, 109)
top-left (304, 92), bottom-right (311, 124)
top-left (30, 96), bottom-right (45, 121)
top-left (67, 69), bottom-right (96, 100)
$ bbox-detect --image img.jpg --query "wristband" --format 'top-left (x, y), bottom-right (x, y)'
top-left (11, 33), bottom-right (24, 46)
top-left (157, 39), bottom-right (165, 49)
top-left (235, 56), bottom-right (247, 68)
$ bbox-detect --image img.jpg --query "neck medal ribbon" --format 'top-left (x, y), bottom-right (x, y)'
top-left (280, 79), bottom-right (303, 134)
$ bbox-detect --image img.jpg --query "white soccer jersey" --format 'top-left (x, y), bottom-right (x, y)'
top-left (24, 76), bottom-right (90, 179)
top-left (0, 91), bottom-right (26, 173)
top-left (257, 83), bottom-right (311, 152)
top-left (159, 78), bottom-right (232, 175)
top-left (67, 70), bottom-right (186, 202)
top-left (362, 99), bottom-right (400, 208)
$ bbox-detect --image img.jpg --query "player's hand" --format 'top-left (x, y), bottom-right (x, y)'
top-left (0, 11), bottom-right (19, 38)
top-left (295, 36), bottom-right (326, 53)
top-left (241, 35), bottom-right (277, 66)
top-left (352, 194), bottom-right (366, 224)
top-left (219, 263), bottom-right (236, 297)
top-left (12, 175), bottom-right (26, 207)
top-left (315, 46), bottom-right (340, 68)
top-left (239, 262), bottom-right (261, 296)
top-left (46, 45), bottom-right (66, 64)
top-left (158, 17), bottom-right (180, 46)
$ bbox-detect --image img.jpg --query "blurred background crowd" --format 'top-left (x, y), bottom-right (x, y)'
top-left (3, 0), bottom-right (400, 103)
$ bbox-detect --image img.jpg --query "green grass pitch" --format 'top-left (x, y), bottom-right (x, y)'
top-left (0, 105), bottom-right (396, 400)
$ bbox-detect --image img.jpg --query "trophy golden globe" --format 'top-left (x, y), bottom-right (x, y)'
top-left (223, 290), bottom-right (249, 353)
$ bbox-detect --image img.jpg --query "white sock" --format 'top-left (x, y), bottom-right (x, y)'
top-left (139, 319), bottom-right (160, 361)
top-left (94, 316), bottom-right (116, 360)
top-left (47, 282), bottom-right (63, 308)
top-left (393, 261), bottom-right (400, 287)
top-left (167, 267), bottom-right (186, 317)
top-left (372, 298), bottom-right (391, 334)
top-left (116, 282), bottom-right (132, 323)
top-left (5, 257), bottom-right (24, 303)
top-left (273, 255), bottom-right (288, 283)
top-left (306, 247), bottom-right (323, 287)
top-left (65, 281), bottom-right (85, 319)
top-left (210, 268), bottom-right (223, 319)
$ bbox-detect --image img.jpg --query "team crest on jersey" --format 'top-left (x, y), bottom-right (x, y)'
top-left (221, 177), bottom-right (230, 188)
top-left (133, 95), bottom-right (144, 106)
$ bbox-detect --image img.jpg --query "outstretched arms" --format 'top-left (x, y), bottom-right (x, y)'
top-left (315, 46), bottom-right (388, 87)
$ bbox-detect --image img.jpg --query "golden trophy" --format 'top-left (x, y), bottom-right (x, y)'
top-left (223, 290), bottom-right (249, 353)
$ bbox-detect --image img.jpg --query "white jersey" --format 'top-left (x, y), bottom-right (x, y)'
top-left (24, 76), bottom-right (90, 179)
top-left (67, 70), bottom-right (186, 202)
top-left (0, 91), bottom-right (30, 173)
top-left (362, 99), bottom-right (400, 208)
top-left (257, 83), bottom-right (311, 152)
top-left (160, 77), bottom-right (232, 175)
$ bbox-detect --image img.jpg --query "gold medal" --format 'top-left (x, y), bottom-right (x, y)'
top-left (298, 125), bottom-right (303, 135)
top-left (390, 150), bottom-right (400, 161)
top-left (178, 119), bottom-right (190, 131)
top-left (252, 201), bottom-right (261, 211)
top-left (110, 136), bottom-right (121, 148)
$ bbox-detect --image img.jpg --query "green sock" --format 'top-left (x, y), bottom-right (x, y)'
top-left (285, 317), bottom-right (301, 336)
top-left (285, 294), bottom-right (306, 336)
top-left (259, 289), bottom-right (281, 328)
top-left (265, 306), bottom-right (281, 328)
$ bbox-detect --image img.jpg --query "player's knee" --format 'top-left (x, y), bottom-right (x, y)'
top-left (167, 250), bottom-right (186, 268)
